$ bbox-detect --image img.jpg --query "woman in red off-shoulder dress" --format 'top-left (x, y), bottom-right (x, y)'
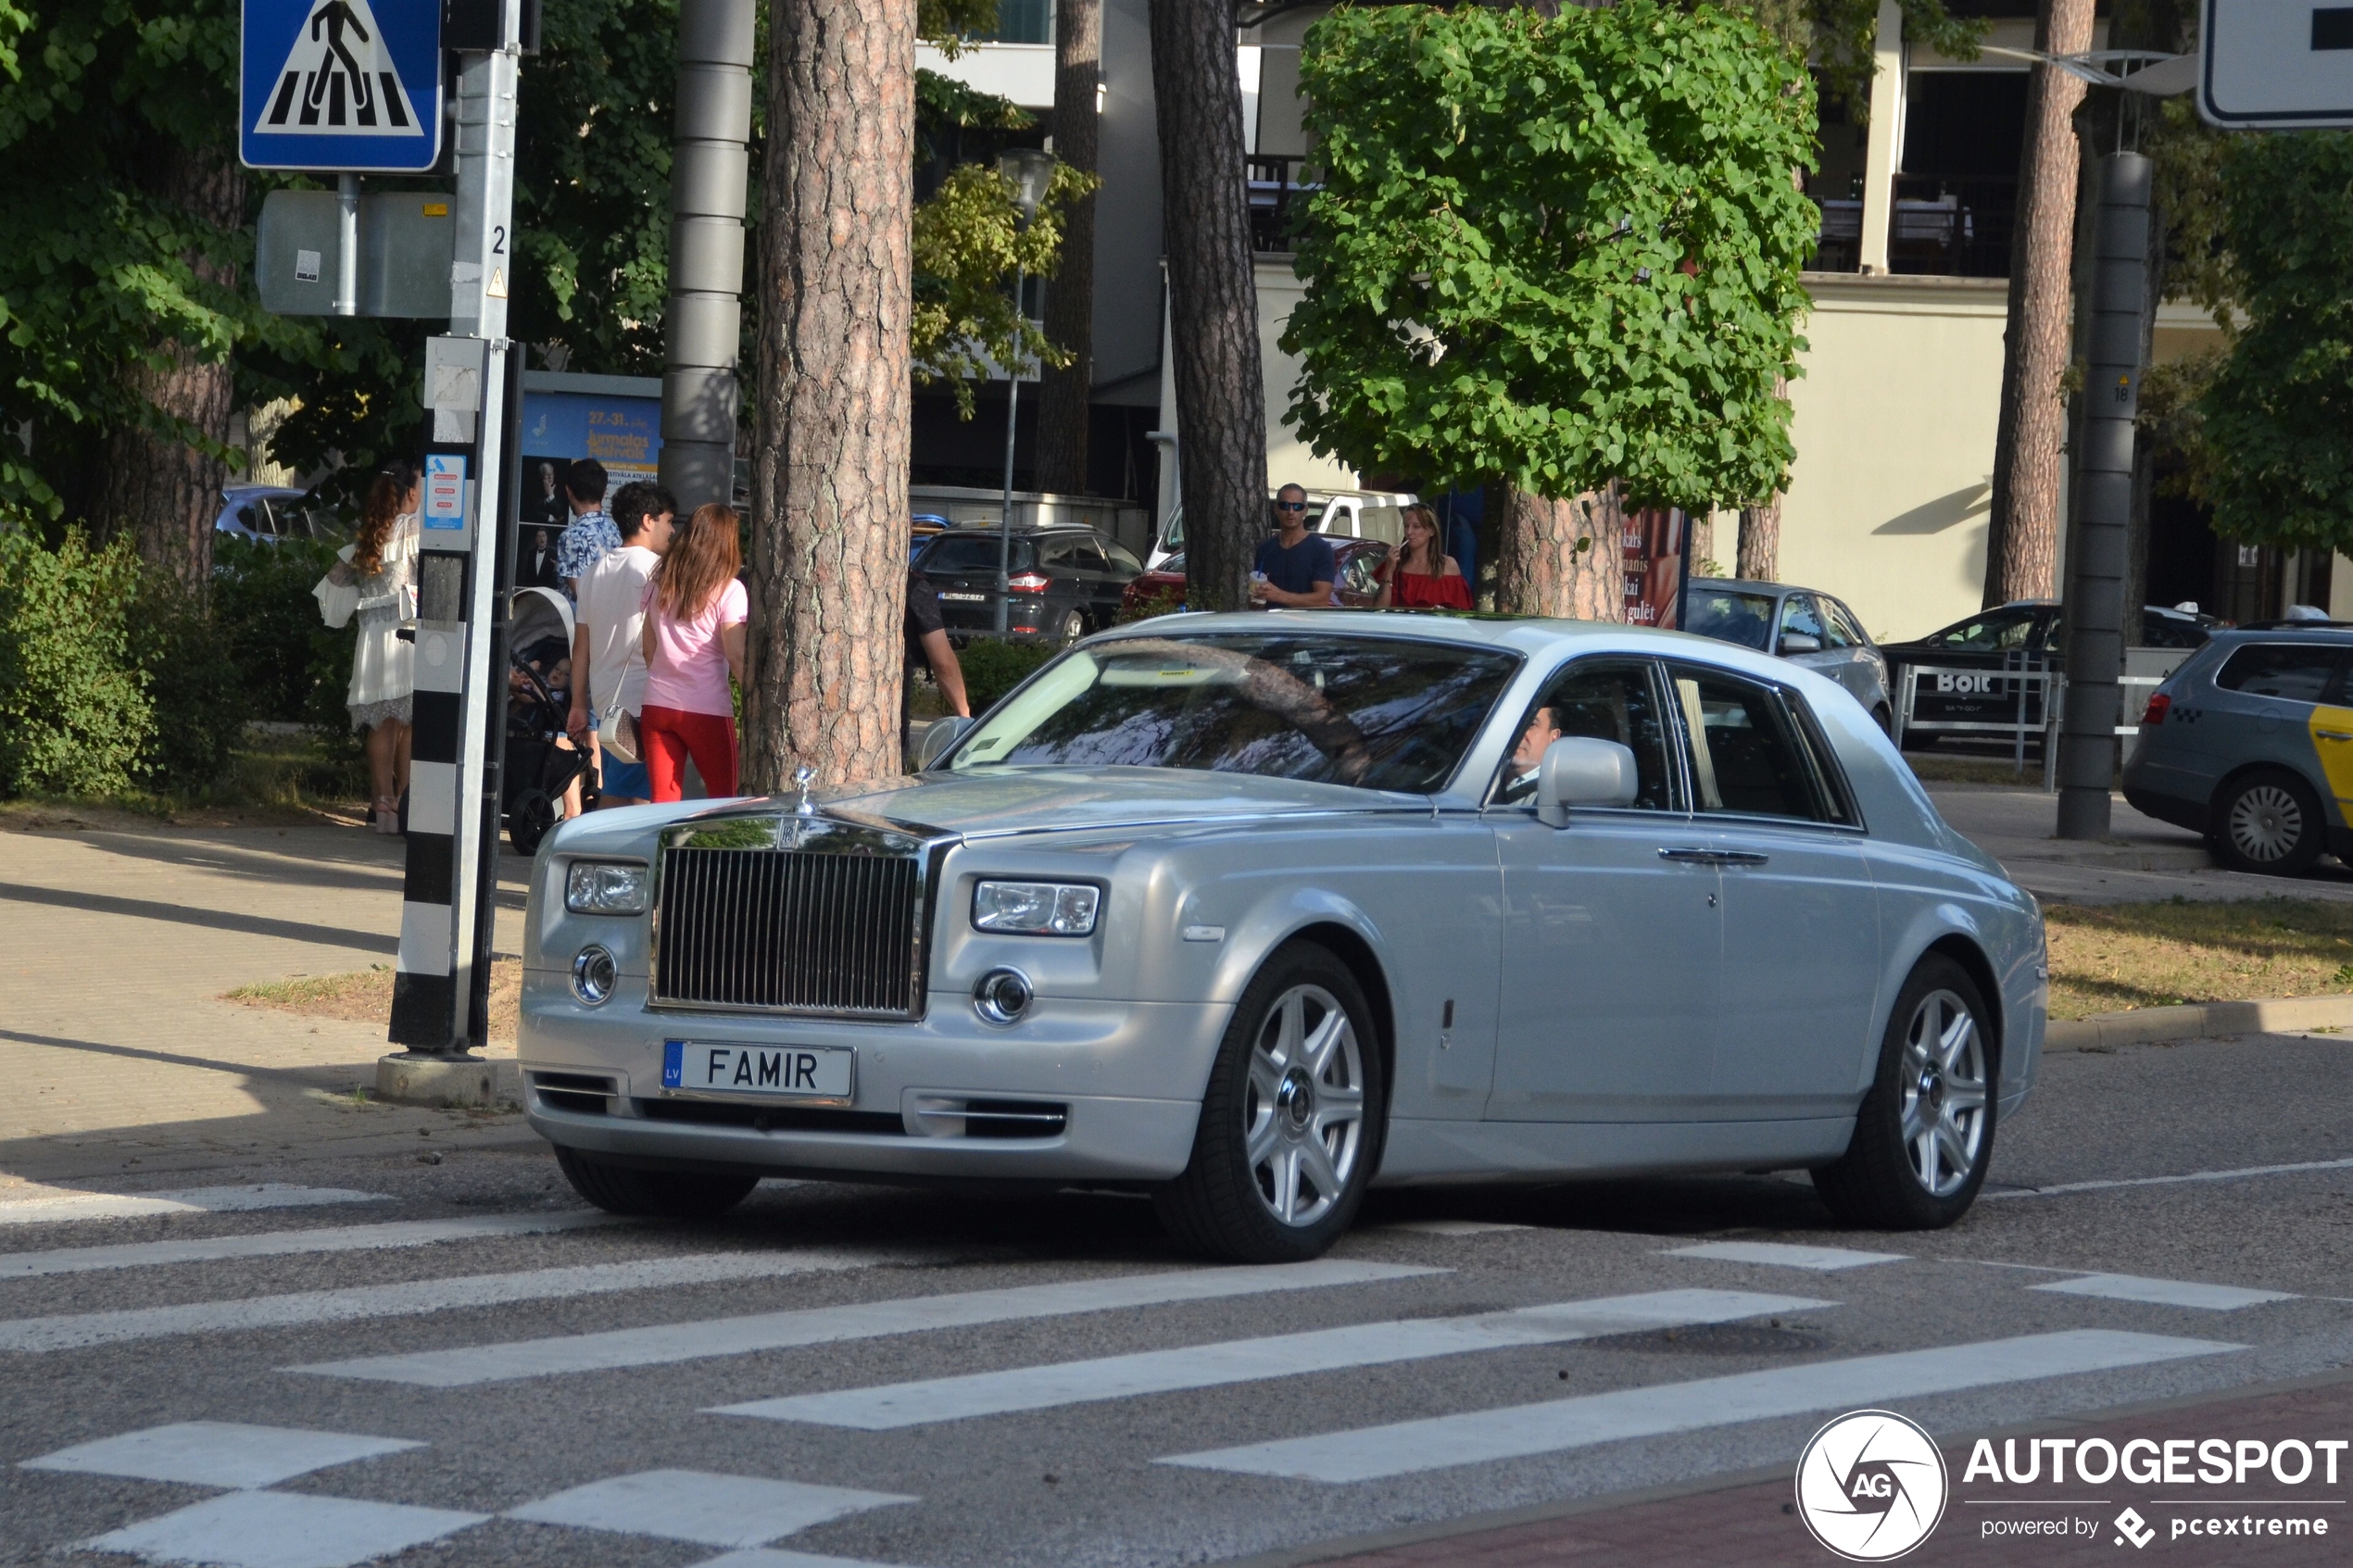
top-left (1373, 504), bottom-right (1474, 610)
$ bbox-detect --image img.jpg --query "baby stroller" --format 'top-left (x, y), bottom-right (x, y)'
top-left (504, 586), bottom-right (595, 854)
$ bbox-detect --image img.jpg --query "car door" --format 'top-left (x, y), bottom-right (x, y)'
top-left (2204, 642), bottom-right (2351, 819)
top-left (1099, 537), bottom-right (1146, 622)
top-left (1775, 592), bottom-right (1847, 696)
top-left (1822, 596), bottom-right (1890, 713)
top-left (1665, 663), bottom-right (1882, 1120)
top-left (1486, 658), bottom-right (1722, 1123)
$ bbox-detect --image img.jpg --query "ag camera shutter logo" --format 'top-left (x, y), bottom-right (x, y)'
top-left (1794, 1410), bottom-right (1950, 1561)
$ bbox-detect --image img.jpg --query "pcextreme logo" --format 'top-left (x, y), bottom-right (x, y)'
top-left (1795, 1410), bottom-right (1951, 1562)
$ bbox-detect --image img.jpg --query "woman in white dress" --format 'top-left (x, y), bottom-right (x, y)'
top-left (316, 460), bottom-right (422, 834)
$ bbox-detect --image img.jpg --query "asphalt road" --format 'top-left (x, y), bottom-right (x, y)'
top-left (5, 1030), bottom-right (2352, 1568)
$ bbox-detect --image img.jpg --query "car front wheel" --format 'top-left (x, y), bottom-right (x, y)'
top-left (1155, 943), bottom-right (1385, 1262)
top-left (554, 1146), bottom-right (758, 1218)
top-left (2211, 769), bottom-right (2324, 876)
top-left (1813, 954), bottom-right (1995, 1230)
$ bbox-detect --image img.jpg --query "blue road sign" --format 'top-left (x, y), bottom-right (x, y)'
top-left (241, 0), bottom-right (444, 172)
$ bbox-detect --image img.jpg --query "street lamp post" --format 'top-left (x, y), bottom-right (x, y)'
top-left (994, 148), bottom-right (1055, 637)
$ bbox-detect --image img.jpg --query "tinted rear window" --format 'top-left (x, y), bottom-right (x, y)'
top-left (2215, 644), bottom-right (2344, 702)
top-left (919, 534), bottom-right (1034, 574)
top-left (1685, 589), bottom-right (1777, 652)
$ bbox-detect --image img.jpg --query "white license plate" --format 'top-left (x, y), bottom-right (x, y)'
top-left (661, 1041), bottom-right (854, 1101)
top-left (938, 591), bottom-right (988, 602)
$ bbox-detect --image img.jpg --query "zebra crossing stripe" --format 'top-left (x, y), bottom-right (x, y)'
top-left (1157, 1328), bottom-right (2245, 1483)
top-left (687, 1552), bottom-right (925, 1568)
top-left (1664, 1241), bottom-right (1908, 1272)
top-left (0, 1184), bottom-right (382, 1227)
top-left (2030, 1273), bottom-right (2299, 1311)
top-left (24, 1422), bottom-right (421, 1489)
top-left (505, 1470), bottom-right (913, 1549)
top-left (0, 1211), bottom-right (616, 1280)
top-left (712, 1288), bottom-right (1833, 1431)
top-left (0, 1248), bottom-right (887, 1353)
top-left (88, 1491), bottom-right (487, 1568)
top-left (288, 1260), bottom-right (1441, 1387)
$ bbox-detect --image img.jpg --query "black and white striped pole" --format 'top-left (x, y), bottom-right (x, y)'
top-left (381, 0), bottom-right (522, 1101)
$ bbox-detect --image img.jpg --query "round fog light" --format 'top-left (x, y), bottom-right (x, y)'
top-left (572, 946), bottom-right (618, 1007)
top-left (974, 967), bottom-right (1033, 1025)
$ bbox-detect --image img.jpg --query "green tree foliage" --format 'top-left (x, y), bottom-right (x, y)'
top-left (914, 161), bottom-right (1096, 417)
top-left (0, 1), bottom-right (254, 529)
top-left (2196, 132), bottom-right (2353, 552)
top-left (1283, 1), bottom-right (1818, 511)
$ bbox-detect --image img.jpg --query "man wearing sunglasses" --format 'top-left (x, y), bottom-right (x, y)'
top-left (1249, 483), bottom-right (1339, 608)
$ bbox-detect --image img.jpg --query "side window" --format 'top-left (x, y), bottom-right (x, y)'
top-left (1038, 536), bottom-right (1079, 570)
top-left (2215, 644), bottom-right (2345, 703)
top-left (1778, 595), bottom-right (1826, 650)
top-left (1067, 538), bottom-right (1108, 572)
top-left (1669, 667), bottom-right (1835, 822)
top-left (1101, 540), bottom-right (1144, 576)
top-left (1491, 660), bottom-right (1680, 811)
top-left (1936, 610), bottom-right (2033, 651)
top-left (1340, 550), bottom-right (1381, 596)
top-left (1827, 598), bottom-right (1871, 648)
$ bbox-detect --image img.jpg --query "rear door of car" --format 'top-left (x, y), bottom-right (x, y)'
top-left (1777, 593), bottom-right (1862, 706)
top-left (1667, 663), bottom-right (1882, 1120)
top-left (2203, 642), bottom-right (2353, 824)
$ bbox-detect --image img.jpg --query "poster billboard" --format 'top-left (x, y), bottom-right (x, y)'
top-left (1623, 506), bottom-right (1688, 631)
top-left (516, 379), bottom-right (663, 555)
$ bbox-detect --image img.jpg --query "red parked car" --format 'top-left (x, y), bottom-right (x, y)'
top-left (1119, 539), bottom-right (1393, 616)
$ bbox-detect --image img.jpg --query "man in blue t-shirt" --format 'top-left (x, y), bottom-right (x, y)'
top-left (1250, 483), bottom-right (1337, 608)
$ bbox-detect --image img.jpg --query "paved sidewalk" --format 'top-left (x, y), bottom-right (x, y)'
top-left (0, 822), bottom-right (535, 1189)
top-left (1284, 1369), bottom-right (2353, 1567)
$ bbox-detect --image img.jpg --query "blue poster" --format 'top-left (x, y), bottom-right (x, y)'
top-left (241, 0), bottom-right (444, 172)
top-left (521, 393), bottom-right (663, 479)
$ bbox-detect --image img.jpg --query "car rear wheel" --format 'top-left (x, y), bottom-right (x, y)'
top-left (1155, 943), bottom-right (1385, 1263)
top-left (1870, 703), bottom-right (1894, 736)
top-left (553, 1145), bottom-right (758, 1218)
top-left (1812, 954), bottom-right (1995, 1230)
top-left (1056, 608), bottom-right (1088, 647)
top-left (2211, 769), bottom-right (2325, 876)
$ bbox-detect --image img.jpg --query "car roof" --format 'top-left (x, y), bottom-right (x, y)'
top-left (1689, 576), bottom-right (1794, 598)
top-left (1102, 608), bottom-right (1769, 662)
top-left (2204, 626), bottom-right (2353, 645)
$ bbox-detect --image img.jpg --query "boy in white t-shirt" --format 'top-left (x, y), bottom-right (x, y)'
top-left (567, 482), bottom-right (674, 806)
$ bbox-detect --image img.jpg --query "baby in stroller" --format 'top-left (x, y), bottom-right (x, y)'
top-left (504, 593), bottom-right (597, 853)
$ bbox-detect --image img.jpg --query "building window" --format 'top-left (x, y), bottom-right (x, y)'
top-left (973, 0), bottom-right (1051, 44)
top-left (1892, 70), bottom-right (2027, 278)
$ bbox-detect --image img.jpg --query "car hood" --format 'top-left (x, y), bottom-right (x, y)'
top-left (736, 768), bottom-right (1415, 840)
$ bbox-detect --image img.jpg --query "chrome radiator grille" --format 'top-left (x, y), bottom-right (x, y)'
top-left (652, 846), bottom-right (924, 1015)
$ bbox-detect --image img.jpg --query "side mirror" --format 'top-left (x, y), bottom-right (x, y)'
top-left (1780, 631), bottom-right (1822, 654)
top-left (1536, 736), bottom-right (1640, 827)
top-left (914, 715), bottom-right (976, 771)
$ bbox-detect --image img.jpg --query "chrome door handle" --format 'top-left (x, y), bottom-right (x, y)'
top-left (1714, 851), bottom-right (1770, 867)
top-left (1657, 847), bottom-right (1770, 868)
top-left (2320, 732), bottom-right (2353, 743)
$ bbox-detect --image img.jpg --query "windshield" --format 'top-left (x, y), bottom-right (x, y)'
top-left (1684, 588), bottom-right (1777, 652)
top-left (918, 534), bottom-right (1034, 575)
top-left (946, 633), bottom-right (1521, 793)
top-left (1931, 608), bottom-right (2039, 650)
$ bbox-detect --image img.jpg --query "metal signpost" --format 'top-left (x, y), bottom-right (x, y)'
top-left (241, 0), bottom-right (524, 1097)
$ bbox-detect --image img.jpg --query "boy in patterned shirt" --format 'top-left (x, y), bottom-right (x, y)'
top-left (554, 458), bottom-right (617, 599)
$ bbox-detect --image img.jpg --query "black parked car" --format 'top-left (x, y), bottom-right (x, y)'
top-left (1881, 599), bottom-right (2221, 747)
top-left (914, 523), bottom-right (1147, 646)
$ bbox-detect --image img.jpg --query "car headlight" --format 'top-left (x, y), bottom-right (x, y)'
top-left (566, 860), bottom-right (648, 915)
top-left (972, 880), bottom-right (1101, 936)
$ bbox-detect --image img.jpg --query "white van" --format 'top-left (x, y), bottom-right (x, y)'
top-left (1145, 487), bottom-right (1417, 571)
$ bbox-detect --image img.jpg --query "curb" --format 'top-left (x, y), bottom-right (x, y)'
top-left (2044, 993), bottom-right (2353, 1051)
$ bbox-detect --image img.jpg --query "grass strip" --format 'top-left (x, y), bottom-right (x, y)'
top-left (2045, 897), bottom-right (2353, 1020)
top-left (227, 959), bottom-right (522, 1043)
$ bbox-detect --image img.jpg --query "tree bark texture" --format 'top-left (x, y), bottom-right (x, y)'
top-left (1034, 0), bottom-right (1101, 496)
top-left (1495, 485), bottom-right (1624, 621)
top-left (745, 0), bottom-right (916, 790)
top-left (1149, 0), bottom-right (1267, 613)
top-left (96, 139), bottom-right (245, 593)
top-left (1983, 0), bottom-right (2094, 608)
top-left (1737, 497), bottom-right (1780, 581)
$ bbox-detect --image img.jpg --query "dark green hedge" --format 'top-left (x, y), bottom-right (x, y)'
top-left (957, 636), bottom-right (1060, 712)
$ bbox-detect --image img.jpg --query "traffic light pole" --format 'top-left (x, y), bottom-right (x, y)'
top-left (382, 0), bottom-right (522, 1096)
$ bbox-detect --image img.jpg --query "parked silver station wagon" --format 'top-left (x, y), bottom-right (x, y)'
top-left (522, 612), bottom-right (2046, 1261)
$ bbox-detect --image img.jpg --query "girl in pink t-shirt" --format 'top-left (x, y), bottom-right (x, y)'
top-left (638, 504), bottom-right (748, 800)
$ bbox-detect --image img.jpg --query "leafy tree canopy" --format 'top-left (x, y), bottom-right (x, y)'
top-left (1283, 0), bottom-right (1818, 511)
top-left (2196, 131), bottom-right (2353, 552)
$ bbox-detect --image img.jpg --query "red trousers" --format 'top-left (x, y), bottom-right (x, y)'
top-left (640, 705), bottom-right (739, 801)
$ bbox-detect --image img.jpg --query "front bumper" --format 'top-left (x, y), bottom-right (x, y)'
top-left (519, 985), bottom-right (1231, 1183)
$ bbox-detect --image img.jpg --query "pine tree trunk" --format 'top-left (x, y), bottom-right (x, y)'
top-left (1034, 0), bottom-right (1100, 497)
top-left (743, 0), bottom-right (916, 790)
top-left (1737, 496), bottom-right (1781, 581)
top-left (1494, 485), bottom-right (1623, 621)
top-left (95, 140), bottom-right (245, 592)
top-left (1149, 0), bottom-right (1266, 613)
top-left (1983, 0), bottom-right (2094, 608)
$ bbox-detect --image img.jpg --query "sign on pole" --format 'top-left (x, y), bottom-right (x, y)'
top-left (2201, 0), bottom-right (2353, 128)
top-left (240, 0), bottom-right (445, 171)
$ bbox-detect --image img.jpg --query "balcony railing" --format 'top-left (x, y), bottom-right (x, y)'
top-left (1888, 175), bottom-right (2015, 279)
top-left (1247, 154), bottom-right (1316, 253)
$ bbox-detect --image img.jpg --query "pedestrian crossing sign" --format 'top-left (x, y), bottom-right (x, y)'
top-left (240, 0), bottom-right (443, 171)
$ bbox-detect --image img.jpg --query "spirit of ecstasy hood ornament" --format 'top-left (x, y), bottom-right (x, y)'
top-left (793, 764), bottom-right (817, 816)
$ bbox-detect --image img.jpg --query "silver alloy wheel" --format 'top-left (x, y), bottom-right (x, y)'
top-left (1241, 983), bottom-right (1365, 1227)
top-left (1898, 987), bottom-right (1987, 1198)
top-left (2227, 784), bottom-right (2304, 864)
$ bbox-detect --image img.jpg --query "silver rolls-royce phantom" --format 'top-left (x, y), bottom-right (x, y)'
top-left (522, 610), bottom-right (2045, 1262)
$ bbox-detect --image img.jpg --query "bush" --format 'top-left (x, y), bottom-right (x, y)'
top-left (213, 536), bottom-right (354, 724)
top-left (957, 636), bottom-right (1060, 712)
top-left (0, 528), bottom-right (154, 797)
top-left (129, 571), bottom-right (248, 789)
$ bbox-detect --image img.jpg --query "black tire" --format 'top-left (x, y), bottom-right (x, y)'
top-left (2210, 768), bottom-right (2325, 876)
top-left (1056, 608), bottom-right (1088, 647)
top-left (510, 789), bottom-right (558, 856)
top-left (1812, 954), bottom-right (1996, 1230)
top-left (553, 1145), bottom-right (758, 1218)
top-left (1154, 942), bottom-right (1386, 1263)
